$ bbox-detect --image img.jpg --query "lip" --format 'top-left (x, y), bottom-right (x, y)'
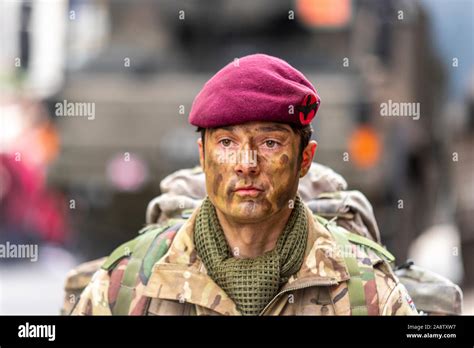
top-left (234, 186), bottom-right (264, 197)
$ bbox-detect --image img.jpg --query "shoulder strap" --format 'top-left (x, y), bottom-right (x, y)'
top-left (115, 225), bottom-right (175, 315)
top-left (314, 215), bottom-right (395, 262)
top-left (328, 223), bottom-right (369, 315)
top-left (101, 224), bottom-right (165, 272)
top-left (314, 214), bottom-right (394, 315)
top-left (102, 220), bottom-right (184, 315)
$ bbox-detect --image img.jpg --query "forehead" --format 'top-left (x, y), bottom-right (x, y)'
top-left (209, 121), bottom-right (293, 135)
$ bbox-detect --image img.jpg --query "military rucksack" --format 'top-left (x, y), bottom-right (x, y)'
top-left (394, 261), bottom-right (463, 315)
top-left (63, 164), bottom-right (463, 315)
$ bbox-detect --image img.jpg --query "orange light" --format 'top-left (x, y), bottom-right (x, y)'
top-left (348, 125), bottom-right (382, 169)
top-left (296, 0), bottom-right (352, 28)
top-left (36, 123), bottom-right (60, 165)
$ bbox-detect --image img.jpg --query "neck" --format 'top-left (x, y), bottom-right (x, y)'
top-left (215, 205), bottom-right (293, 259)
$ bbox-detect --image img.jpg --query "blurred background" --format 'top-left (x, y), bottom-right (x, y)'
top-left (0, 0), bottom-right (473, 314)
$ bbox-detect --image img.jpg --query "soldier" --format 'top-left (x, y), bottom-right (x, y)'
top-left (69, 54), bottom-right (417, 315)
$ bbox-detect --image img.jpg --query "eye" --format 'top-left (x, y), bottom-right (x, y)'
top-left (264, 140), bottom-right (279, 148)
top-left (219, 139), bottom-right (232, 147)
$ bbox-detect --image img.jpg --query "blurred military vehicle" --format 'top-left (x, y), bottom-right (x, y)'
top-left (26, 0), bottom-right (445, 262)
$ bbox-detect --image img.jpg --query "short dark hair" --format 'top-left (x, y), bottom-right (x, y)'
top-left (197, 123), bottom-right (313, 163)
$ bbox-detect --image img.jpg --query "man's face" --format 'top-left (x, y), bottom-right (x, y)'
top-left (198, 121), bottom-right (316, 223)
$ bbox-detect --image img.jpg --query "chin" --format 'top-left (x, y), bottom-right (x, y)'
top-left (231, 202), bottom-right (269, 220)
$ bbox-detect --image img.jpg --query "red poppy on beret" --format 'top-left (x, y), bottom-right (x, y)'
top-left (188, 54), bottom-right (320, 128)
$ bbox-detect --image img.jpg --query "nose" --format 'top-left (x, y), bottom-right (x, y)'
top-left (235, 162), bottom-right (259, 177)
top-left (234, 144), bottom-right (259, 177)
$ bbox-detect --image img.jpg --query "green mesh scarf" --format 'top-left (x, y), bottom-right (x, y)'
top-left (194, 195), bottom-right (308, 315)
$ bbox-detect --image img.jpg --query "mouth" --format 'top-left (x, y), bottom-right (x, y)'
top-left (233, 186), bottom-right (264, 197)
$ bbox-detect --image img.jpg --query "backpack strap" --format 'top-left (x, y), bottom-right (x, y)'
top-left (329, 224), bottom-right (369, 315)
top-left (343, 230), bottom-right (395, 263)
top-left (101, 221), bottom-right (184, 315)
top-left (101, 224), bottom-right (169, 272)
top-left (314, 215), bottom-right (395, 262)
top-left (314, 214), bottom-right (395, 315)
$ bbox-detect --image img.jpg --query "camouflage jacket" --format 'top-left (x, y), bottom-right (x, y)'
top-left (69, 203), bottom-right (418, 316)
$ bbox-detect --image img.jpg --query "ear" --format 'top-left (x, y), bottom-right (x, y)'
top-left (300, 140), bottom-right (317, 178)
top-left (197, 137), bottom-right (204, 169)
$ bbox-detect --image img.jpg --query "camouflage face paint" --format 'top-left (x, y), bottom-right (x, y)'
top-left (279, 154), bottom-right (289, 166)
top-left (203, 122), bottom-right (301, 222)
top-left (213, 174), bottom-right (223, 197)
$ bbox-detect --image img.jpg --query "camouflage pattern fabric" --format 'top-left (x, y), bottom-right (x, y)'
top-left (62, 257), bottom-right (107, 315)
top-left (69, 203), bottom-right (418, 316)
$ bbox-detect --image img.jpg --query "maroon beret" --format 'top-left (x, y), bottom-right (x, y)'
top-left (188, 54), bottom-right (320, 128)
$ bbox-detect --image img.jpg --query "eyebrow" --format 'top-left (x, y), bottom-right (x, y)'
top-left (256, 125), bottom-right (291, 133)
top-left (210, 126), bottom-right (235, 134)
